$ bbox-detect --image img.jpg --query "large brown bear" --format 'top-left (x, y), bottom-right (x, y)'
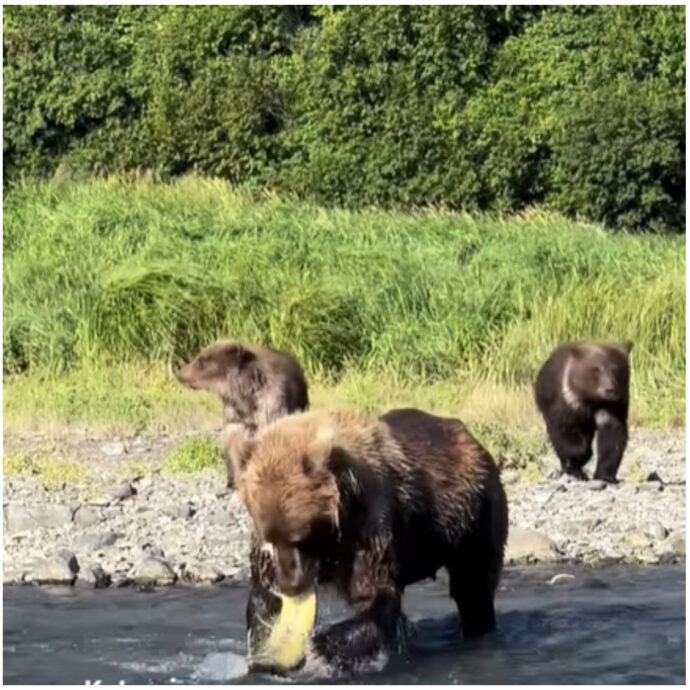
top-left (175, 340), bottom-right (309, 487)
top-left (534, 340), bottom-right (632, 482)
top-left (232, 407), bottom-right (508, 673)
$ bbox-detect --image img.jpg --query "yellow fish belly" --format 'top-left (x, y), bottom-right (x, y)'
top-left (249, 590), bottom-right (317, 672)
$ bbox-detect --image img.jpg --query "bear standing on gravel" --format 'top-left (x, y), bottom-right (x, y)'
top-left (232, 407), bottom-right (508, 673)
top-left (534, 341), bottom-right (632, 483)
top-left (174, 340), bottom-right (309, 488)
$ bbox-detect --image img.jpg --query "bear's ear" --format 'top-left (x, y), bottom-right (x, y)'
top-left (568, 343), bottom-right (585, 359)
top-left (221, 423), bottom-right (255, 478)
top-left (620, 340), bottom-right (633, 355)
top-left (218, 342), bottom-right (257, 371)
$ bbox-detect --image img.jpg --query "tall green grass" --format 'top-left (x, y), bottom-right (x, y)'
top-left (3, 175), bottom-right (685, 432)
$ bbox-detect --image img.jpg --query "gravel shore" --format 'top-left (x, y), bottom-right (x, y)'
top-left (3, 427), bottom-right (685, 587)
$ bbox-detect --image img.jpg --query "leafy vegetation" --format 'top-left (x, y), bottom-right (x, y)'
top-left (4, 5), bottom-right (684, 231)
top-left (4, 177), bottom-right (685, 439)
top-left (163, 436), bottom-right (222, 475)
top-left (4, 452), bottom-right (88, 488)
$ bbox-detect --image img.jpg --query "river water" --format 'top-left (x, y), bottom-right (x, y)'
top-left (4, 565), bottom-right (685, 685)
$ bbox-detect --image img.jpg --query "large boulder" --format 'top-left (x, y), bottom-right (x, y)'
top-left (505, 527), bottom-right (559, 564)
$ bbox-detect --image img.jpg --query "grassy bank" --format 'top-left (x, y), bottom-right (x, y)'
top-left (3, 176), bottom-right (685, 457)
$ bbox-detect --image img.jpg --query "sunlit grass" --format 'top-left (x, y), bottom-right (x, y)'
top-left (3, 452), bottom-right (89, 488)
top-left (162, 436), bottom-right (222, 475)
top-left (3, 175), bottom-right (684, 459)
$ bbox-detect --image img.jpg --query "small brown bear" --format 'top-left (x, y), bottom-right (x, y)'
top-left (233, 407), bottom-right (508, 673)
top-left (534, 340), bottom-right (632, 483)
top-left (174, 340), bottom-right (309, 487)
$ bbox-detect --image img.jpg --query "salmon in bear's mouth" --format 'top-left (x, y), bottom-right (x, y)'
top-left (247, 586), bottom-right (318, 674)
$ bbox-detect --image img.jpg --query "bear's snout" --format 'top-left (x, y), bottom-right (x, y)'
top-left (274, 544), bottom-right (318, 596)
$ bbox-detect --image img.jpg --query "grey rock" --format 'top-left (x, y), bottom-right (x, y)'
top-left (6, 503), bottom-right (74, 531)
top-left (637, 551), bottom-right (661, 565)
top-left (226, 563), bottom-right (249, 580)
top-left (587, 490), bottom-right (615, 505)
top-left (3, 566), bottom-right (26, 584)
top-left (88, 496), bottom-right (112, 508)
top-left (134, 557), bottom-right (177, 586)
top-left (624, 532), bottom-right (652, 551)
top-left (102, 506), bottom-right (123, 522)
top-left (25, 555), bottom-right (78, 585)
top-left (142, 544), bottom-right (166, 559)
top-left (639, 481), bottom-right (664, 492)
top-left (76, 531), bottom-right (121, 550)
top-left (505, 527), bottom-right (558, 564)
top-left (501, 470), bottom-right (518, 486)
top-left (56, 549), bottom-right (80, 575)
top-left (130, 437), bottom-right (151, 454)
top-left (112, 574), bottom-right (133, 588)
top-left (646, 522), bottom-right (668, 541)
top-left (207, 508), bottom-right (232, 526)
top-left (181, 561), bottom-right (225, 584)
top-left (657, 530), bottom-right (685, 559)
top-left (76, 564), bottom-right (111, 589)
top-left (162, 503), bottom-right (194, 520)
top-left (73, 506), bottom-right (100, 528)
top-left (560, 518), bottom-right (601, 536)
top-left (113, 482), bottom-right (137, 501)
top-left (5, 504), bottom-right (37, 533)
top-left (556, 474), bottom-right (574, 487)
top-left (101, 442), bottom-right (126, 458)
top-left (588, 480), bottom-right (607, 491)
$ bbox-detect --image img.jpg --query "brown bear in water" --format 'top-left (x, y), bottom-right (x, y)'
top-left (534, 341), bottom-right (632, 483)
top-left (174, 340), bottom-right (309, 487)
top-left (232, 407), bottom-right (508, 673)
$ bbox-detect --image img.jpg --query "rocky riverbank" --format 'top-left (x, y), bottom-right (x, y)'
top-left (3, 428), bottom-right (685, 587)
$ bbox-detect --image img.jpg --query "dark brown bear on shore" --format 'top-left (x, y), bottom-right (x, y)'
top-left (233, 407), bottom-right (508, 673)
top-left (174, 340), bottom-right (309, 487)
top-left (534, 341), bottom-right (632, 483)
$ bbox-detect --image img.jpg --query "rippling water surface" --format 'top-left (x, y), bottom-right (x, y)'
top-left (3, 565), bottom-right (685, 684)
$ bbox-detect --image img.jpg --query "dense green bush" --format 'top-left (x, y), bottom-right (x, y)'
top-left (273, 6), bottom-right (542, 207)
top-left (451, 6), bottom-right (686, 228)
top-left (134, 6), bottom-right (313, 181)
top-left (3, 5), bottom-right (685, 231)
top-left (550, 81), bottom-right (685, 232)
top-left (4, 177), bottom-right (684, 384)
top-left (3, 6), bottom-right (152, 180)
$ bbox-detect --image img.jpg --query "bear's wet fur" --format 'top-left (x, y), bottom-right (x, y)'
top-left (233, 407), bottom-right (508, 673)
top-left (534, 340), bottom-right (632, 482)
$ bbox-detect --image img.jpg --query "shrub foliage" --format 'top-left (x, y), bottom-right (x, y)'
top-left (3, 5), bottom-right (685, 231)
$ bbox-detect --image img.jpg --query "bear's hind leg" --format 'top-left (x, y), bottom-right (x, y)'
top-left (447, 545), bottom-right (499, 638)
